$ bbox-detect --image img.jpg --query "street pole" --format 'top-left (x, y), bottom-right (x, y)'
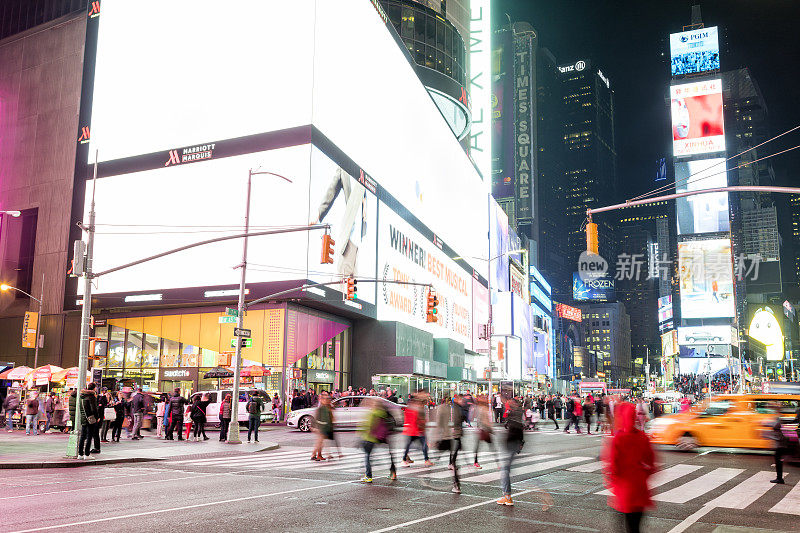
top-left (33, 273), bottom-right (43, 369)
top-left (67, 152), bottom-right (98, 458)
top-left (227, 170), bottom-right (252, 445)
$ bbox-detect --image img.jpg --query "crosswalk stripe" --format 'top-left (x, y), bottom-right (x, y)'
top-left (172, 449), bottom-right (307, 465)
top-left (705, 470), bottom-right (778, 509)
top-left (463, 456), bottom-right (592, 484)
top-left (653, 467), bottom-right (744, 503)
top-left (423, 452), bottom-right (523, 479)
top-left (567, 460), bottom-right (604, 472)
top-left (182, 452), bottom-right (313, 468)
top-left (769, 477), bottom-right (800, 515)
top-left (596, 464), bottom-right (703, 496)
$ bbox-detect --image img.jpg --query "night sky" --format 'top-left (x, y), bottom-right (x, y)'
top-left (491, 0), bottom-right (800, 199)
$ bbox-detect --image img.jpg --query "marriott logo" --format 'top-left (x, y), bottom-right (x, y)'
top-left (164, 143), bottom-right (216, 167)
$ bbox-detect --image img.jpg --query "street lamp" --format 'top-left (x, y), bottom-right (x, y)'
top-left (1, 276), bottom-right (44, 369)
top-left (454, 248), bottom-right (527, 398)
top-left (227, 168), bottom-right (292, 445)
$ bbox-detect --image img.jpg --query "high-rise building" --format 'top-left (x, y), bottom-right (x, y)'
top-left (558, 58), bottom-right (618, 282)
top-left (791, 196), bottom-right (800, 282)
top-left (578, 302), bottom-right (631, 385)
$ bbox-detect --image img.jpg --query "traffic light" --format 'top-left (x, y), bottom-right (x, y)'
top-left (321, 234), bottom-right (335, 264)
top-left (426, 289), bottom-right (439, 323)
top-left (586, 222), bottom-right (598, 254)
top-left (345, 277), bottom-right (357, 300)
top-left (497, 341), bottom-right (505, 361)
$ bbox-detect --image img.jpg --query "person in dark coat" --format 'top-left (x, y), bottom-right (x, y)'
top-left (78, 383), bottom-right (100, 459)
top-left (190, 393), bottom-right (211, 441)
top-left (602, 402), bottom-right (656, 533)
top-left (111, 391), bottom-right (125, 442)
top-left (219, 394), bottom-right (232, 442)
top-left (166, 389), bottom-right (188, 441)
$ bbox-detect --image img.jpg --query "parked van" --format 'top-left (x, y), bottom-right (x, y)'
top-left (189, 389), bottom-right (273, 425)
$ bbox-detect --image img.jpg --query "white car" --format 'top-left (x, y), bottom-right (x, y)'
top-left (286, 396), bottom-right (404, 432)
top-left (189, 389), bottom-right (273, 425)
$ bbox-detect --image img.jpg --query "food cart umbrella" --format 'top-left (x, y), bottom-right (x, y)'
top-left (51, 367), bottom-right (78, 382)
top-left (203, 367), bottom-right (234, 379)
top-left (2, 366), bottom-right (33, 380)
top-left (33, 364), bottom-right (64, 380)
top-left (239, 365), bottom-right (264, 377)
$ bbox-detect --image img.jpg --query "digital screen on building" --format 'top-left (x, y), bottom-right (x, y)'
top-left (748, 306), bottom-right (784, 361)
top-left (670, 26), bottom-right (720, 76)
top-left (670, 79), bottom-right (726, 157)
top-left (678, 238), bottom-right (734, 318)
top-left (556, 303), bottom-right (582, 322)
top-left (572, 273), bottom-right (615, 301)
top-left (678, 326), bottom-right (732, 345)
top-left (661, 330), bottom-right (678, 358)
top-left (676, 158), bottom-right (730, 234)
top-left (678, 357), bottom-right (728, 375)
top-left (75, 0), bottom-right (491, 310)
top-left (657, 295), bottom-right (673, 323)
top-left (678, 344), bottom-right (730, 358)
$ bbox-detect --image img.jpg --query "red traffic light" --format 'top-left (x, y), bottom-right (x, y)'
top-left (426, 289), bottom-right (439, 323)
top-left (321, 234), bottom-right (335, 264)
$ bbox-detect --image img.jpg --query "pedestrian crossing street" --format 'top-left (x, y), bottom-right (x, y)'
top-left (172, 448), bottom-right (800, 515)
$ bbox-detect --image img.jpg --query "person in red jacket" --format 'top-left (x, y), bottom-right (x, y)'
top-left (401, 392), bottom-right (433, 467)
top-left (602, 401), bottom-right (656, 533)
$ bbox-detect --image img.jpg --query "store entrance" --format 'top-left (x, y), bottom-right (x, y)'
top-left (308, 381), bottom-right (333, 394)
top-left (161, 380), bottom-right (194, 397)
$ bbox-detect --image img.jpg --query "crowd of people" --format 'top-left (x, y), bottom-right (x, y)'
top-left (671, 51), bottom-right (720, 75)
top-left (673, 373), bottom-right (740, 396)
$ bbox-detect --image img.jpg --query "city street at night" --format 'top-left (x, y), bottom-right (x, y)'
top-left (2, 425), bottom-right (799, 533)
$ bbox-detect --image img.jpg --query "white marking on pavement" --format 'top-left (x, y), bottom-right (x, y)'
top-left (665, 505), bottom-right (714, 533)
top-left (653, 467), bottom-right (744, 504)
top-left (769, 476), bottom-right (800, 515)
top-left (424, 454), bottom-right (555, 480)
top-left (705, 470), bottom-right (779, 509)
top-left (596, 464), bottom-right (703, 496)
top-left (368, 489), bottom-right (534, 533)
top-left (465, 456), bottom-right (591, 483)
top-left (8, 479), bottom-right (357, 532)
top-left (567, 460), bottom-right (604, 472)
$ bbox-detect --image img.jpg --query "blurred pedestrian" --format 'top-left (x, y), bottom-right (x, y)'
top-left (25, 392), bottom-right (40, 436)
top-left (311, 391), bottom-right (337, 460)
top-left (219, 394), bottom-right (232, 442)
top-left (770, 403), bottom-right (789, 484)
top-left (191, 393), bottom-right (210, 441)
top-left (44, 391), bottom-right (56, 433)
top-left (473, 395), bottom-right (493, 469)
top-left (402, 392), bottom-right (432, 467)
top-left (493, 394), bottom-right (503, 423)
top-left (359, 397), bottom-right (397, 483)
top-left (545, 395), bottom-right (559, 430)
top-left (583, 395), bottom-right (595, 435)
top-left (271, 393), bottom-right (281, 423)
top-left (564, 394), bottom-right (581, 434)
top-left (3, 391), bottom-right (20, 432)
top-left (602, 402), bottom-right (656, 533)
top-left (497, 397), bottom-right (524, 506)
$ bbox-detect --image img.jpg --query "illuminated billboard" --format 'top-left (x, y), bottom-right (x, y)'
top-left (748, 306), bottom-right (784, 361)
top-left (678, 238), bottom-right (734, 318)
top-left (675, 158), bottom-right (730, 234)
top-left (678, 344), bottom-right (730, 358)
top-left (661, 330), bottom-right (678, 358)
top-left (572, 273), bottom-right (615, 301)
top-left (556, 303), bottom-right (582, 322)
top-left (670, 26), bottom-right (720, 76)
top-left (657, 295), bottom-right (673, 323)
top-left (678, 326), bottom-right (732, 345)
top-left (670, 79), bottom-right (725, 157)
top-left (470, 0), bottom-right (492, 183)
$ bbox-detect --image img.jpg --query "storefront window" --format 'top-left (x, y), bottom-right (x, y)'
top-left (125, 331), bottom-right (143, 369)
top-left (200, 348), bottom-right (216, 367)
top-left (108, 326), bottom-right (125, 367)
top-left (181, 344), bottom-right (199, 367)
top-left (161, 338), bottom-right (180, 367)
top-left (142, 334), bottom-right (160, 368)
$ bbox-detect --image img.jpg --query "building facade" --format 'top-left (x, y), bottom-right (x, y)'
top-left (578, 302), bottom-right (631, 385)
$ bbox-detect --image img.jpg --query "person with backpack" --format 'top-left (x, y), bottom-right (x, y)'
top-left (246, 392), bottom-right (263, 443)
top-left (166, 389), bottom-right (188, 441)
top-left (359, 397), bottom-right (397, 483)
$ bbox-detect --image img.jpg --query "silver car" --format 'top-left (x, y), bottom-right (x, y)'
top-left (286, 395), bottom-right (404, 432)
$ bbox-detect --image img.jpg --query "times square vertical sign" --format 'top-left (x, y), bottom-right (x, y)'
top-left (470, 0), bottom-right (492, 186)
top-left (514, 33), bottom-right (535, 221)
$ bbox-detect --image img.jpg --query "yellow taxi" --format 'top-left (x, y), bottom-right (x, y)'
top-left (647, 394), bottom-right (800, 450)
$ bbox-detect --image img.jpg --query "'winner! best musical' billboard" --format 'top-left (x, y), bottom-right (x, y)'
top-left (670, 79), bottom-right (725, 157)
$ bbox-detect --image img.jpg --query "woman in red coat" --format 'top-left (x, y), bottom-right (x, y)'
top-left (401, 394), bottom-right (433, 467)
top-left (603, 401), bottom-right (656, 533)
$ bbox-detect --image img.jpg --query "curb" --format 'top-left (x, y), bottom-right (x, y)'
top-left (0, 442), bottom-right (280, 469)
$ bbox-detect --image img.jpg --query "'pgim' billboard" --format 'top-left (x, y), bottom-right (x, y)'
top-left (670, 26), bottom-right (720, 76)
top-left (671, 79), bottom-right (726, 157)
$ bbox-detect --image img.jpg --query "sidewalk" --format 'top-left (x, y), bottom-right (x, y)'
top-left (0, 427), bottom-right (279, 469)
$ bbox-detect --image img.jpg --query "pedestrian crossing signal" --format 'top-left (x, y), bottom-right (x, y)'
top-left (345, 278), bottom-right (357, 300)
top-left (321, 234), bottom-right (335, 264)
top-left (426, 289), bottom-right (439, 323)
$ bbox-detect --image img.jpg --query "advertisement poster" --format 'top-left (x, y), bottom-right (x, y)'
top-left (748, 306), bottom-right (784, 361)
top-left (671, 79), bottom-right (726, 157)
top-left (670, 26), bottom-right (720, 76)
top-left (572, 273), bottom-right (615, 301)
top-left (678, 326), bottom-right (731, 345)
top-left (661, 330), bottom-right (678, 357)
top-left (675, 158), bottom-right (730, 234)
top-left (377, 204), bottom-right (474, 348)
top-left (658, 295), bottom-right (673, 323)
top-left (678, 238), bottom-right (734, 318)
top-left (679, 344), bottom-right (730, 358)
top-left (490, 199), bottom-right (510, 293)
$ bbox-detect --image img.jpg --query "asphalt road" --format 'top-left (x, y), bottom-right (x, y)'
top-left (3, 424), bottom-right (798, 533)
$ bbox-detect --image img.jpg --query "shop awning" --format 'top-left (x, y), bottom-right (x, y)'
top-left (240, 365), bottom-right (265, 377)
top-left (204, 367), bottom-right (234, 379)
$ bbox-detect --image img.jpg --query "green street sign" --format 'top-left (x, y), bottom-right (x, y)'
top-left (218, 316), bottom-right (237, 324)
top-left (225, 307), bottom-right (239, 317)
top-left (230, 338), bottom-right (253, 348)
